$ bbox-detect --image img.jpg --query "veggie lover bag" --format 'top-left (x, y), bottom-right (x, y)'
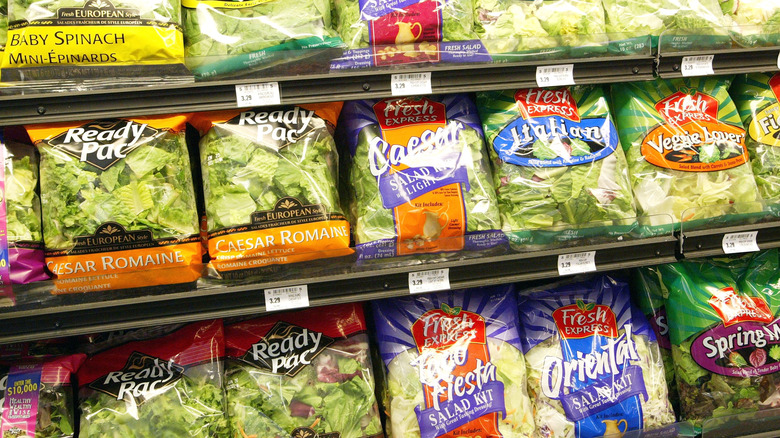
top-left (224, 303), bottom-right (383, 438)
top-left (477, 86), bottom-right (636, 247)
top-left (77, 320), bottom-right (228, 437)
top-left (191, 104), bottom-right (352, 279)
top-left (372, 285), bottom-right (535, 438)
top-left (26, 115), bottom-right (203, 293)
top-left (340, 95), bottom-right (504, 261)
top-left (517, 275), bottom-right (675, 438)
top-left (612, 77), bottom-right (763, 234)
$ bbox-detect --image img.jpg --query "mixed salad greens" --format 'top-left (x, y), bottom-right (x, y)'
top-left (723, 0), bottom-right (780, 47)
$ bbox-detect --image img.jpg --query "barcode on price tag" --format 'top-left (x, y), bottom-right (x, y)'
top-left (558, 251), bottom-right (597, 276)
top-left (409, 268), bottom-right (450, 294)
top-left (264, 285), bottom-right (309, 312)
top-left (681, 55), bottom-right (714, 77)
top-left (722, 231), bottom-right (760, 254)
top-left (391, 72), bottom-right (432, 96)
top-left (536, 64), bottom-right (575, 87)
top-left (235, 82), bottom-right (281, 108)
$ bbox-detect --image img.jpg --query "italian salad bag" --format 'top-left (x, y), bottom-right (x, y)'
top-left (371, 285), bottom-right (535, 438)
top-left (517, 275), bottom-right (676, 438)
top-left (77, 320), bottom-right (228, 437)
top-left (611, 77), bottom-right (763, 235)
top-left (191, 104), bottom-right (352, 279)
top-left (26, 115), bottom-right (203, 293)
top-left (340, 95), bottom-right (504, 262)
top-left (477, 86), bottom-right (636, 248)
top-left (224, 303), bottom-right (383, 438)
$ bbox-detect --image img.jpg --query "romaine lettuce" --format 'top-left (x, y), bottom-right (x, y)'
top-left (4, 141), bottom-right (42, 244)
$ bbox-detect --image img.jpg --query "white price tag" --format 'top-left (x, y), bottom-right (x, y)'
top-left (391, 72), bottom-right (432, 96)
top-left (681, 55), bottom-right (714, 77)
top-left (536, 64), bottom-right (575, 87)
top-left (235, 82), bottom-right (281, 108)
top-left (722, 231), bottom-right (760, 254)
top-left (558, 251), bottom-right (597, 276)
top-left (264, 285), bottom-right (309, 312)
top-left (409, 268), bottom-right (450, 294)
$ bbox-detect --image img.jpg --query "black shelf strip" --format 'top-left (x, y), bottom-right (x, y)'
top-left (680, 219), bottom-right (780, 259)
top-left (657, 46), bottom-right (780, 78)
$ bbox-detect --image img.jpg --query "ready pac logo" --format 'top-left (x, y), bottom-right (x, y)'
top-left (89, 352), bottom-right (184, 404)
top-left (373, 97), bottom-right (447, 130)
top-left (514, 88), bottom-right (581, 122)
top-left (655, 90), bottom-right (719, 125)
top-left (708, 287), bottom-right (774, 327)
top-left (241, 321), bottom-right (334, 377)
top-left (552, 299), bottom-right (618, 339)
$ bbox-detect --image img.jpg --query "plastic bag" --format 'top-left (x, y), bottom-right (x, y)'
top-left (0, 0), bottom-right (6, 53)
top-left (723, 0), bottom-right (780, 47)
top-left (372, 285), bottom-right (535, 438)
top-left (477, 86), bottom-right (636, 247)
top-left (517, 275), bottom-right (675, 438)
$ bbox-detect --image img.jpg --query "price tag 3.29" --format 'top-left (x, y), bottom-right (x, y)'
top-left (722, 231), bottom-right (760, 254)
top-left (264, 285), bottom-right (309, 312)
top-left (391, 72), bottom-right (432, 96)
top-left (235, 82), bottom-right (281, 108)
top-left (681, 55), bottom-right (714, 77)
top-left (409, 268), bottom-right (450, 294)
top-left (558, 251), bottom-right (597, 276)
top-left (536, 64), bottom-right (575, 88)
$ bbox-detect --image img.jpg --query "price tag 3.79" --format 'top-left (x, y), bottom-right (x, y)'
top-left (235, 82), bottom-right (281, 108)
top-left (681, 55), bottom-right (714, 77)
top-left (536, 64), bottom-right (575, 87)
top-left (409, 268), bottom-right (450, 294)
top-left (264, 285), bottom-right (309, 312)
top-left (558, 251), bottom-right (597, 276)
top-left (391, 73), bottom-right (432, 96)
top-left (722, 231), bottom-right (760, 254)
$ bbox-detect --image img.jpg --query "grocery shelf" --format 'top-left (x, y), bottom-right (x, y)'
top-left (679, 218), bottom-right (780, 259)
top-left (657, 45), bottom-right (780, 78)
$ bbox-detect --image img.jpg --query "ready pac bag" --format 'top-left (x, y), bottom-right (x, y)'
top-left (372, 285), bottom-right (535, 438)
top-left (340, 95), bottom-right (505, 261)
top-left (191, 104), bottom-right (352, 279)
top-left (517, 275), bottom-right (675, 438)
top-left (477, 86), bottom-right (636, 247)
top-left (27, 115), bottom-right (202, 293)
top-left (224, 303), bottom-right (383, 438)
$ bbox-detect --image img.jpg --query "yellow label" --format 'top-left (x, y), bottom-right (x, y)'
top-left (182, 0), bottom-right (273, 8)
top-left (748, 104), bottom-right (780, 147)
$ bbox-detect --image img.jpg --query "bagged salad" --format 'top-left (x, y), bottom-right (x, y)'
top-left (517, 275), bottom-right (676, 438)
top-left (27, 115), bottom-right (202, 293)
top-left (612, 77), bottom-right (763, 234)
top-left (0, 0), bottom-right (6, 53)
top-left (477, 86), bottom-right (636, 247)
top-left (340, 94), bottom-right (504, 261)
top-left (224, 303), bottom-right (383, 438)
top-left (191, 104), bottom-right (352, 279)
top-left (77, 320), bottom-right (228, 437)
top-left (723, 0), bottom-right (780, 47)
top-left (182, 0), bottom-right (344, 79)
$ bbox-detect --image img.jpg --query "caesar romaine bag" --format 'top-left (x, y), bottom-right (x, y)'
top-left (224, 303), bottom-right (382, 438)
top-left (191, 104), bottom-right (352, 279)
top-left (517, 275), bottom-right (676, 438)
top-left (77, 320), bottom-right (228, 437)
top-left (372, 285), bottom-right (535, 438)
top-left (340, 94), bottom-right (505, 262)
top-left (612, 77), bottom-right (763, 235)
top-left (26, 115), bottom-right (202, 293)
top-left (477, 86), bottom-right (636, 247)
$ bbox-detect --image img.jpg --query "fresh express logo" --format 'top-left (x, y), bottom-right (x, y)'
top-left (241, 322), bottom-right (334, 377)
top-left (411, 303), bottom-right (486, 350)
top-left (655, 90), bottom-right (719, 125)
top-left (514, 88), bottom-right (581, 122)
top-left (373, 97), bottom-right (446, 129)
top-left (46, 119), bottom-right (159, 170)
top-left (552, 299), bottom-right (618, 340)
top-left (769, 73), bottom-right (780, 104)
top-left (89, 352), bottom-right (184, 404)
top-left (231, 107), bottom-right (318, 149)
top-left (708, 287), bottom-right (774, 327)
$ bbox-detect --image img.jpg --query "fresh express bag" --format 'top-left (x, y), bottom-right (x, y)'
top-left (224, 303), bottom-right (383, 437)
top-left (191, 104), bottom-right (352, 279)
top-left (26, 115), bottom-right (203, 293)
top-left (477, 86), bottom-right (636, 247)
top-left (77, 320), bottom-right (228, 437)
top-left (517, 275), bottom-right (675, 438)
top-left (372, 285), bottom-right (535, 438)
top-left (0, 354), bottom-right (86, 438)
top-left (340, 95), bottom-right (505, 262)
top-left (612, 77), bottom-right (763, 235)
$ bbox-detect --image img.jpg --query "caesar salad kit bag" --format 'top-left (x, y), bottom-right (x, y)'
top-left (77, 320), bottom-right (228, 437)
top-left (191, 103), bottom-right (352, 279)
top-left (372, 285), bottom-right (535, 438)
top-left (224, 303), bottom-right (383, 438)
top-left (477, 86), bottom-right (636, 247)
top-left (517, 275), bottom-right (676, 438)
top-left (340, 94), bottom-right (505, 262)
top-left (612, 77), bottom-right (763, 235)
top-left (182, 0), bottom-right (344, 79)
top-left (0, 354), bottom-right (86, 438)
top-left (1, 0), bottom-right (188, 83)
top-left (25, 115), bottom-right (203, 293)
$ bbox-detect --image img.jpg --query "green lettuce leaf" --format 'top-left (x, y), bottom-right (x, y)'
top-left (4, 142), bottom-right (43, 243)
